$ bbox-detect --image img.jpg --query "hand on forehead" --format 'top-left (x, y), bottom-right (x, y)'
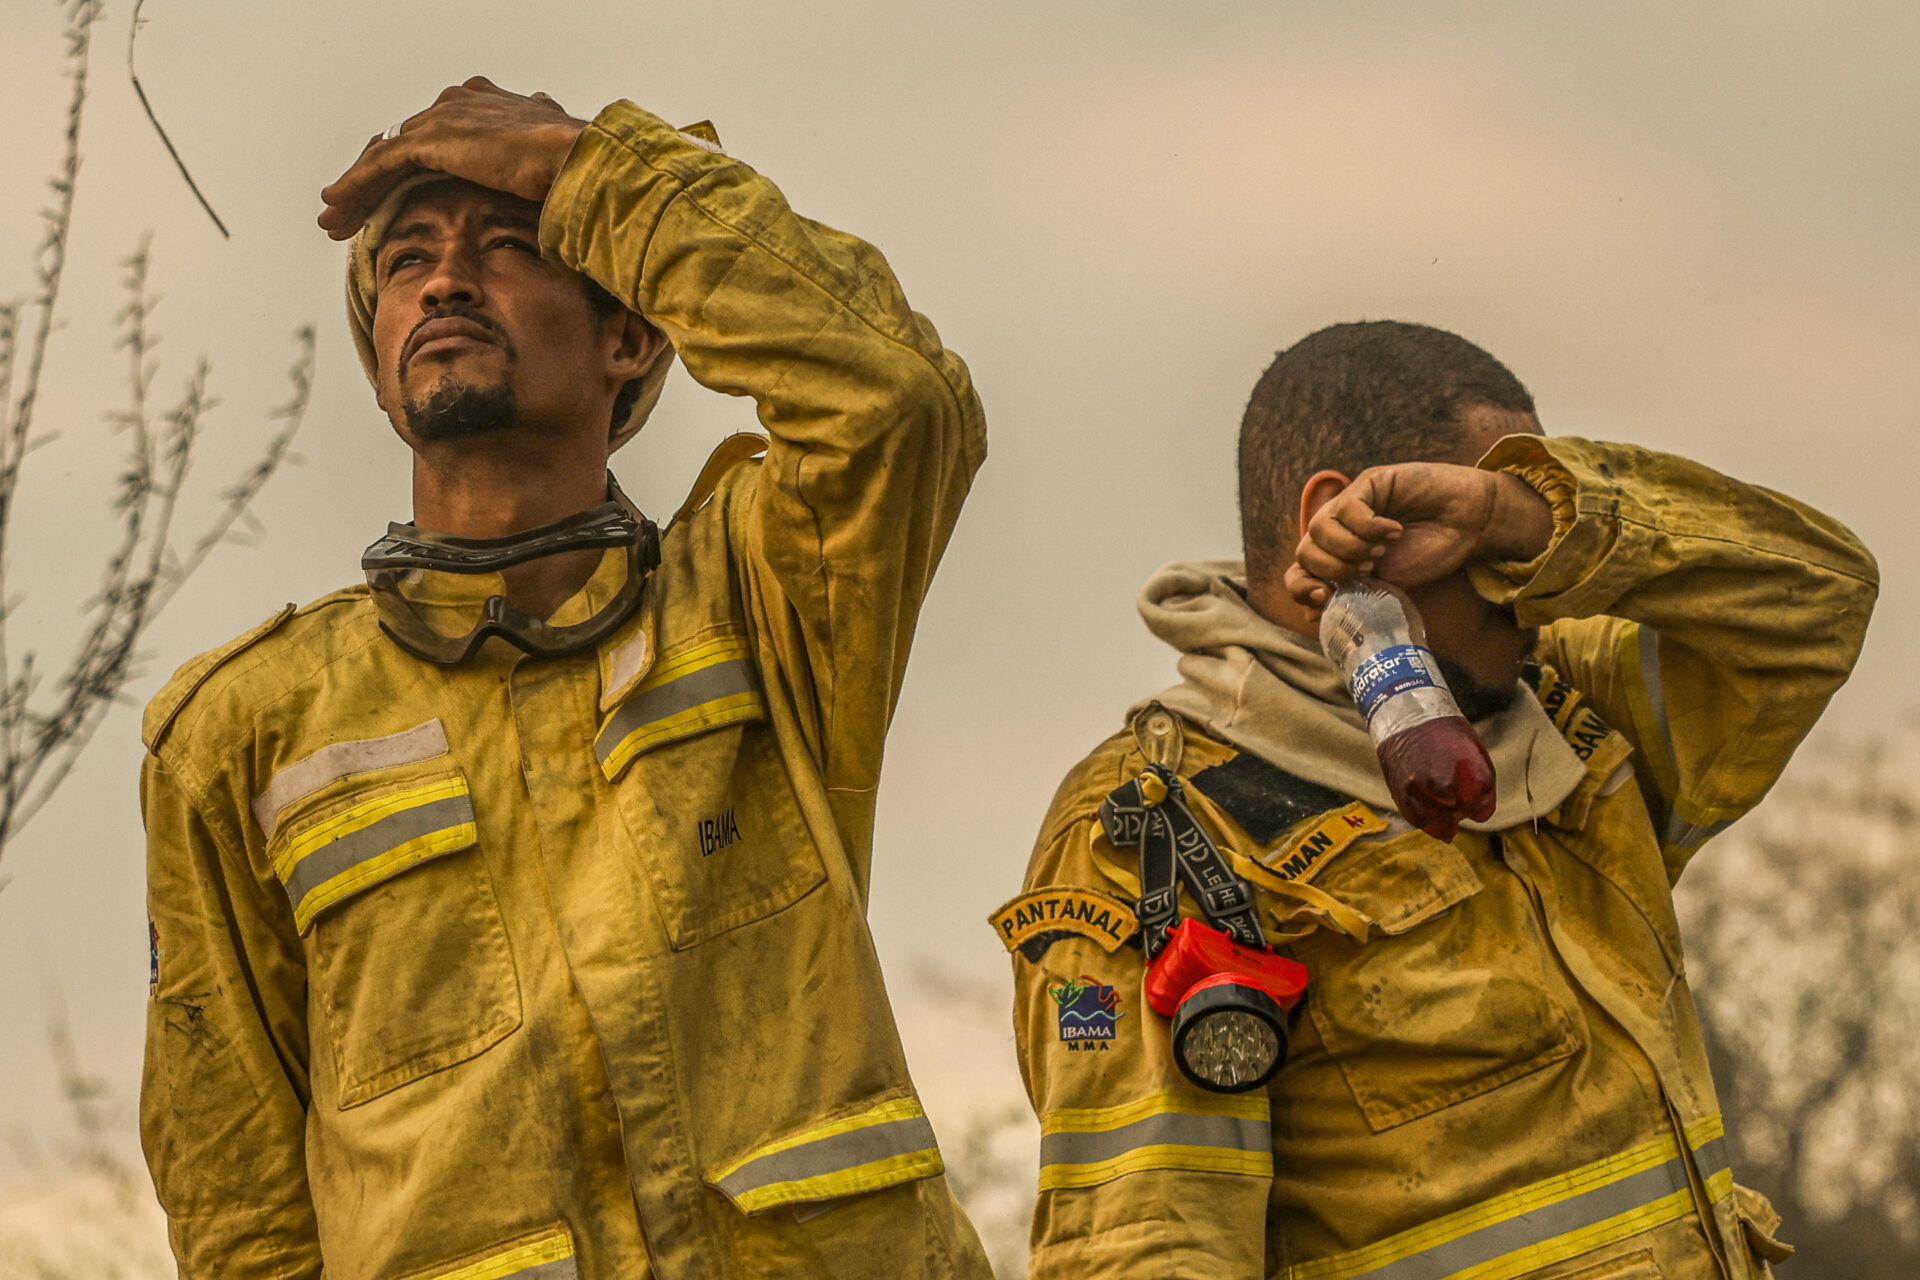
top-left (320, 76), bottom-right (586, 242)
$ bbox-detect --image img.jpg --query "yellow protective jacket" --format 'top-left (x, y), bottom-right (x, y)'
top-left (141, 100), bottom-right (991, 1279)
top-left (1003, 437), bottom-right (1876, 1280)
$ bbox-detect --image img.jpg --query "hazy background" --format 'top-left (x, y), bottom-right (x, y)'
top-left (0, 0), bottom-right (1914, 1253)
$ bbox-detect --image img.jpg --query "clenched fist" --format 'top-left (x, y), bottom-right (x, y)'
top-left (1284, 463), bottom-right (1554, 607)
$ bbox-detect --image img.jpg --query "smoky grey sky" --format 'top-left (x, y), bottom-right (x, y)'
top-left (0, 0), bottom-right (1914, 1175)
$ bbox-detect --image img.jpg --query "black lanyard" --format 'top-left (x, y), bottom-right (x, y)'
top-left (1100, 764), bottom-right (1268, 962)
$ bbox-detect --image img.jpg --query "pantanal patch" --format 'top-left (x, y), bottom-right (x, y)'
top-left (990, 887), bottom-right (1138, 962)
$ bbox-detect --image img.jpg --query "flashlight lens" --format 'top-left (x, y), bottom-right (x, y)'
top-left (1170, 979), bottom-right (1290, 1093)
top-left (1182, 1010), bottom-right (1281, 1089)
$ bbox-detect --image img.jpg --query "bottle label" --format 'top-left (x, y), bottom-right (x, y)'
top-left (1349, 644), bottom-right (1441, 726)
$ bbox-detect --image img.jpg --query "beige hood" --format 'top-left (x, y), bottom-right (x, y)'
top-left (1135, 559), bottom-right (1585, 833)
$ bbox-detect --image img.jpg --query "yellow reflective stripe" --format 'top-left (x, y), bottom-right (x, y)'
top-left (1683, 1112), bottom-right (1735, 1203)
top-left (644, 632), bottom-right (752, 685)
top-left (1043, 1141), bottom-right (1273, 1191)
top-left (1040, 1089), bottom-right (1272, 1190)
top-left (1439, 1189), bottom-right (1695, 1280)
top-left (270, 776), bottom-right (476, 933)
top-left (1281, 1131), bottom-right (1697, 1280)
top-left (711, 1097), bottom-right (944, 1214)
top-left (429, 1225), bottom-right (575, 1280)
top-left (1683, 1112), bottom-right (1724, 1149)
top-left (1043, 1087), bottom-right (1267, 1133)
top-left (729, 1148), bottom-right (945, 1213)
top-left (609, 692), bottom-right (764, 766)
top-left (287, 823), bottom-right (476, 934)
top-left (271, 776), bottom-right (468, 878)
top-left (595, 634), bottom-right (766, 778)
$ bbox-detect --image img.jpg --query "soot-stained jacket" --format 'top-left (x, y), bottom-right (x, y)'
top-left (141, 100), bottom-right (991, 1280)
top-left (1004, 437), bottom-right (1875, 1280)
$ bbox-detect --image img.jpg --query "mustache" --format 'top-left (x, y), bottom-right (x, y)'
top-left (399, 303), bottom-right (513, 371)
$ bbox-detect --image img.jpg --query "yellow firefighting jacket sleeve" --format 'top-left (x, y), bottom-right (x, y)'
top-left (141, 753), bottom-right (320, 1277)
top-left (1012, 788), bottom-right (1272, 1280)
top-left (542, 101), bottom-right (985, 897)
top-left (1471, 435), bottom-right (1878, 880)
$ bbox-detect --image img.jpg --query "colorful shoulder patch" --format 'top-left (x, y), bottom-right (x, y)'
top-left (990, 887), bottom-right (1138, 962)
top-left (1049, 974), bottom-right (1125, 1050)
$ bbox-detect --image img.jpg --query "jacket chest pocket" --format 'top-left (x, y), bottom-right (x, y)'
top-left (266, 762), bottom-right (522, 1108)
top-left (600, 658), bottom-right (827, 949)
top-left (1289, 832), bottom-right (1580, 1132)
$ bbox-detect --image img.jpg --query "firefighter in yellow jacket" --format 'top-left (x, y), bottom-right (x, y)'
top-left (141, 78), bottom-right (992, 1278)
top-left (998, 322), bottom-right (1875, 1279)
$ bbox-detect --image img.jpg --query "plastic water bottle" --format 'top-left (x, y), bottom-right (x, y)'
top-left (1319, 578), bottom-right (1496, 841)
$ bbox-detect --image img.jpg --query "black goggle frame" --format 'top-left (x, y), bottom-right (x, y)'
top-left (362, 477), bottom-right (660, 665)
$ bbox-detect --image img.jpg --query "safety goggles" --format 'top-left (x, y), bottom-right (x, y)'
top-left (362, 477), bottom-right (660, 665)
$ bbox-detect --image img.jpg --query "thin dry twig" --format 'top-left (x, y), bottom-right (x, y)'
top-left (127, 0), bottom-right (229, 239)
top-left (0, 0), bottom-right (99, 705)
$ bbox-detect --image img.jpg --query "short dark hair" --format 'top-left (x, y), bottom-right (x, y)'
top-left (582, 277), bottom-right (647, 435)
top-left (1237, 320), bottom-right (1534, 576)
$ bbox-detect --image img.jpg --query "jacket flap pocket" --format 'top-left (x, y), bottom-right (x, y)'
top-left (707, 1095), bottom-right (944, 1215)
top-left (594, 632), bottom-right (767, 781)
top-left (1318, 828), bottom-right (1484, 936)
top-left (268, 769), bottom-right (477, 934)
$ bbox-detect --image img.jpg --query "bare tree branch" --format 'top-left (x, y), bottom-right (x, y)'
top-left (127, 0), bottom-right (230, 239)
top-left (0, 1), bottom-right (98, 715)
top-left (0, 3), bottom-right (312, 862)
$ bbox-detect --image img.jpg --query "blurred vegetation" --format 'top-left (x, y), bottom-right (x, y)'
top-left (1677, 722), bottom-right (1920, 1278)
top-left (0, 0), bottom-right (309, 873)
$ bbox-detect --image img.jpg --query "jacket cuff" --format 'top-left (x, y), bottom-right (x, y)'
top-left (539, 100), bottom-right (735, 302)
top-left (1467, 434), bottom-right (1656, 626)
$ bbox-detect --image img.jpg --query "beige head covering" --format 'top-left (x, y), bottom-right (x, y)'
top-left (345, 171), bottom-right (672, 450)
top-left (1135, 559), bottom-right (1587, 833)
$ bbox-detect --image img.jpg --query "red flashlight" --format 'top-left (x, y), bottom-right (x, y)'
top-left (1145, 918), bottom-right (1309, 1093)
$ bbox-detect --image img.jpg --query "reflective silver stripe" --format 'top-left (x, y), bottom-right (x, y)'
top-left (281, 793), bottom-right (475, 908)
top-left (1665, 813), bottom-right (1733, 849)
top-left (593, 659), bottom-right (758, 764)
top-left (1041, 1110), bottom-right (1270, 1168)
top-left (509, 1262), bottom-right (577, 1280)
top-left (1637, 625), bottom-right (1733, 849)
top-left (1636, 623), bottom-right (1672, 756)
top-left (1692, 1134), bottom-right (1731, 1180)
top-left (1334, 1154), bottom-right (1692, 1280)
top-left (714, 1114), bottom-right (936, 1202)
top-left (254, 720), bottom-right (448, 837)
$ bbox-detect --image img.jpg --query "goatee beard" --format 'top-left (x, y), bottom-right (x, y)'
top-left (1437, 655), bottom-right (1520, 723)
top-left (404, 381), bottom-right (517, 442)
